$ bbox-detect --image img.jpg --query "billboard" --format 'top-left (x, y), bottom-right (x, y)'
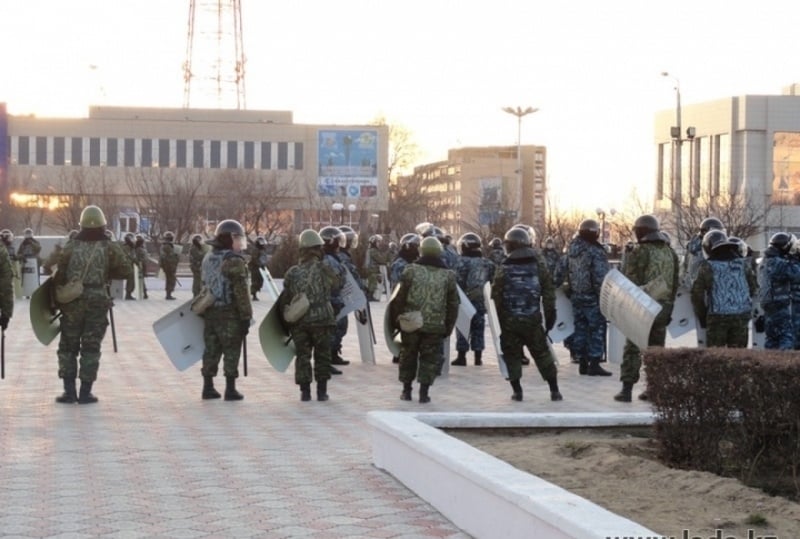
top-left (317, 129), bottom-right (378, 198)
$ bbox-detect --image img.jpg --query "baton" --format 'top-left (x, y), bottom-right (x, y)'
top-left (365, 301), bottom-right (377, 345)
top-left (242, 333), bottom-right (248, 377)
top-left (109, 300), bottom-right (118, 353)
top-left (1, 327), bottom-right (5, 379)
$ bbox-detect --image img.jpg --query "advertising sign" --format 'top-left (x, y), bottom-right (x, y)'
top-left (318, 130), bottom-right (378, 198)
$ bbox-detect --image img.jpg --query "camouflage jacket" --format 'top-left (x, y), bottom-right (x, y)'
top-left (454, 253), bottom-right (495, 305)
top-left (246, 246), bottom-right (269, 271)
top-left (135, 245), bottom-right (148, 273)
top-left (492, 247), bottom-right (554, 320)
top-left (389, 255), bottom-right (412, 290)
top-left (280, 249), bottom-right (339, 326)
top-left (441, 244), bottom-right (459, 269)
top-left (189, 244), bottom-right (208, 274)
top-left (0, 243), bottom-right (13, 318)
top-left (692, 250), bottom-right (757, 320)
top-left (55, 238), bottom-right (132, 301)
top-left (367, 246), bottom-right (389, 273)
top-left (758, 246), bottom-right (800, 306)
top-left (339, 250), bottom-right (366, 292)
top-left (624, 239), bottom-right (679, 304)
top-left (159, 243), bottom-right (179, 272)
top-left (541, 248), bottom-right (561, 278)
top-left (322, 251), bottom-right (348, 312)
top-left (487, 247), bottom-right (506, 267)
top-left (201, 249), bottom-right (252, 321)
top-left (390, 255), bottom-right (458, 335)
top-left (682, 234), bottom-right (704, 286)
top-left (18, 238), bottom-right (41, 259)
top-left (565, 236), bottom-right (609, 303)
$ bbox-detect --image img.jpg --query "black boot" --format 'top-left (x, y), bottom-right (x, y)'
top-left (521, 356), bottom-right (531, 366)
top-left (55, 378), bottom-right (78, 404)
top-left (252, 292), bottom-right (259, 301)
top-left (202, 375), bottom-right (221, 399)
top-left (392, 356), bottom-right (399, 364)
top-left (510, 380), bottom-right (523, 401)
top-left (474, 350), bottom-right (483, 366)
top-left (143, 291), bottom-right (148, 299)
top-left (166, 293), bottom-right (176, 300)
top-left (578, 358), bottom-right (588, 375)
top-left (587, 358), bottom-right (612, 376)
top-left (331, 354), bottom-right (350, 366)
top-left (419, 384), bottom-right (431, 404)
top-left (78, 380), bottom-right (98, 404)
top-left (300, 383), bottom-right (312, 402)
top-left (400, 382), bottom-right (412, 401)
top-left (614, 382), bottom-right (633, 402)
top-left (125, 293), bottom-right (135, 300)
top-left (317, 380), bottom-right (329, 401)
top-left (224, 376), bottom-right (244, 401)
top-left (330, 365), bottom-right (343, 375)
top-left (451, 350), bottom-right (467, 366)
top-left (547, 377), bottom-right (563, 401)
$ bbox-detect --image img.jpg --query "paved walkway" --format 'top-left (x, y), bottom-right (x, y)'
top-left (0, 282), bottom-right (652, 538)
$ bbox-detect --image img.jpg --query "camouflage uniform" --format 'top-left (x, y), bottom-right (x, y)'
top-left (17, 235), bottom-right (42, 261)
top-left (366, 245), bottom-right (389, 299)
top-left (491, 247), bottom-right (558, 385)
top-left (134, 238), bottom-right (149, 299)
top-left (441, 243), bottom-right (459, 269)
top-left (322, 250), bottom-right (348, 358)
top-left (159, 243), bottom-right (180, 298)
top-left (488, 246), bottom-right (506, 267)
top-left (334, 249), bottom-right (363, 357)
top-left (247, 244), bottom-right (269, 299)
top-left (55, 234), bottom-right (132, 384)
top-left (280, 248), bottom-right (340, 386)
top-left (682, 234), bottom-right (704, 288)
top-left (121, 237), bottom-right (138, 298)
top-left (691, 245), bottom-right (756, 348)
top-left (189, 242), bottom-right (208, 297)
top-left (619, 238), bottom-right (679, 384)
top-left (200, 249), bottom-right (252, 378)
top-left (564, 235), bottom-right (610, 365)
top-left (541, 247), bottom-right (561, 280)
top-left (389, 252), bottom-right (415, 290)
top-left (759, 246), bottom-right (800, 350)
top-left (0, 243), bottom-right (13, 328)
top-left (454, 254), bottom-right (495, 354)
top-left (389, 256), bottom-right (458, 387)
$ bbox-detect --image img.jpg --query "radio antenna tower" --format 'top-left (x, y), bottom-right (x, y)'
top-left (183, 0), bottom-right (247, 109)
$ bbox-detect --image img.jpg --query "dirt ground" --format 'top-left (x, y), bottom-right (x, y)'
top-left (447, 427), bottom-right (800, 538)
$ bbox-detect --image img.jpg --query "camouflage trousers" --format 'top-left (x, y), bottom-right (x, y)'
top-left (570, 299), bottom-right (606, 360)
top-left (763, 302), bottom-right (794, 350)
top-left (499, 315), bottom-right (557, 383)
top-left (125, 276), bottom-right (136, 296)
top-left (706, 313), bottom-right (749, 348)
top-left (250, 267), bottom-right (264, 296)
top-left (620, 301), bottom-right (673, 384)
top-left (192, 271), bottom-right (202, 297)
top-left (399, 331), bottom-right (444, 385)
top-left (57, 297), bottom-right (110, 382)
top-left (201, 307), bottom-right (244, 378)
top-left (333, 315), bottom-right (348, 356)
top-left (292, 324), bottom-right (334, 384)
top-left (456, 305), bottom-right (487, 352)
top-left (164, 269), bottom-right (177, 295)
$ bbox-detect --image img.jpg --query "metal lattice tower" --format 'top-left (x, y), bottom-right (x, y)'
top-left (183, 0), bottom-right (247, 109)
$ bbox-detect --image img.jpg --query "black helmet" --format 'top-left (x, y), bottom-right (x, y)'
top-left (399, 233), bottom-right (421, 251)
top-left (369, 234), bottom-right (382, 247)
top-left (68, 229), bottom-right (79, 240)
top-left (415, 222), bottom-right (435, 237)
top-left (213, 219), bottom-right (245, 249)
top-left (700, 217), bottom-right (725, 235)
top-left (134, 234), bottom-right (144, 245)
top-left (727, 236), bottom-right (748, 258)
top-left (578, 219), bottom-right (600, 242)
top-left (458, 232), bottom-right (482, 254)
top-left (769, 232), bottom-right (796, 254)
top-left (339, 226), bottom-right (358, 249)
top-left (442, 234), bottom-right (453, 246)
top-left (163, 231), bottom-right (175, 243)
top-left (701, 230), bottom-right (728, 257)
top-left (490, 237), bottom-right (502, 249)
top-left (512, 223), bottom-right (537, 246)
top-left (543, 236), bottom-right (556, 249)
top-left (633, 214), bottom-right (659, 242)
top-left (192, 234), bottom-right (203, 245)
top-left (503, 227), bottom-right (532, 253)
top-left (255, 236), bottom-right (267, 248)
top-left (104, 229), bottom-right (115, 241)
top-left (124, 233), bottom-right (135, 244)
top-left (319, 226), bottom-right (346, 249)
top-left (23, 228), bottom-right (33, 238)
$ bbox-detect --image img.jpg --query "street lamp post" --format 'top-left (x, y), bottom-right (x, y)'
top-left (661, 71), bottom-right (686, 245)
top-left (331, 202), bottom-right (343, 225)
top-left (502, 105), bottom-right (539, 222)
top-left (347, 204), bottom-right (356, 228)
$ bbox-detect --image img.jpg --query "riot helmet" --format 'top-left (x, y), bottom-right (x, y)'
top-left (701, 230), bottom-right (728, 258)
top-left (632, 214), bottom-right (660, 243)
top-left (512, 223), bottom-right (537, 246)
top-left (420, 236), bottom-right (443, 257)
top-left (0, 229), bottom-right (13, 245)
top-left (700, 217), bottom-right (725, 235)
top-left (23, 228), bottom-right (33, 239)
top-left (490, 237), bottom-right (503, 249)
top-left (504, 227), bottom-right (532, 254)
top-left (339, 225), bottom-right (358, 249)
top-left (458, 232), bottom-right (482, 255)
top-left (368, 234), bottom-right (382, 248)
top-left (769, 232), bottom-right (796, 254)
top-left (68, 230), bottom-right (79, 240)
top-left (124, 232), bottom-right (135, 244)
top-left (191, 234), bottom-right (203, 246)
top-left (163, 231), bottom-right (175, 243)
top-left (213, 219), bottom-right (246, 251)
top-left (727, 236), bottom-right (748, 258)
top-left (415, 222), bottom-right (435, 237)
top-left (399, 233), bottom-right (421, 251)
top-left (543, 237), bottom-right (556, 250)
top-left (319, 226), bottom-right (346, 249)
top-left (104, 229), bottom-right (115, 241)
top-left (79, 205), bottom-right (107, 229)
top-left (578, 219), bottom-right (600, 242)
top-left (255, 236), bottom-right (267, 248)
top-left (298, 229), bottom-right (324, 249)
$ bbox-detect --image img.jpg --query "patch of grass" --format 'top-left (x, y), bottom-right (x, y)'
top-left (744, 513), bottom-right (768, 526)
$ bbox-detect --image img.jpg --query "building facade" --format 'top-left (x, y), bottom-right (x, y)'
top-left (654, 85), bottom-right (800, 251)
top-left (0, 105), bottom-right (388, 238)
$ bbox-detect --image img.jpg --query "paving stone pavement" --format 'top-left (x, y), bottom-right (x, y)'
top-left (0, 280), bottom-right (653, 539)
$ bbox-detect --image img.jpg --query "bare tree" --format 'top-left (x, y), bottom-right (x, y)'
top-left (370, 116), bottom-right (420, 181)
top-left (46, 168), bottom-right (123, 234)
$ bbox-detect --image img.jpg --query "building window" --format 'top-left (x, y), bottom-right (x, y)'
top-left (18, 136), bottom-right (29, 165)
top-left (244, 141), bottom-right (254, 168)
top-left (124, 138), bottom-right (135, 167)
top-left (141, 139), bottom-right (152, 167)
top-left (698, 137), bottom-right (710, 198)
top-left (660, 143), bottom-right (670, 200)
top-left (193, 140), bottom-right (204, 168)
top-left (35, 136), bottom-right (47, 165)
top-left (294, 142), bottom-right (303, 170)
top-left (107, 138), bottom-right (118, 167)
top-left (157, 139), bottom-right (169, 168)
top-left (277, 142), bottom-right (288, 169)
top-left (90, 138), bottom-right (101, 166)
top-left (71, 137), bottom-right (83, 166)
top-left (176, 139), bottom-right (187, 168)
top-left (54, 137), bottom-right (65, 165)
top-left (210, 140), bottom-right (221, 168)
top-left (261, 142), bottom-right (271, 169)
top-left (227, 140), bottom-right (238, 168)
top-left (716, 134), bottom-right (730, 196)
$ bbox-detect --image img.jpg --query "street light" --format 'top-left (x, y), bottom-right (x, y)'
top-left (502, 106), bottom-right (539, 221)
top-left (662, 71), bottom-right (684, 245)
top-left (331, 202), bottom-right (343, 225)
top-left (595, 207), bottom-right (617, 245)
top-left (347, 204), bottom-right (356, 228)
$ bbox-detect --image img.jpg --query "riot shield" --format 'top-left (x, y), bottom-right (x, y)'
top-left (258, 300), bottom-right (296, 372)
top-left (29, 277), bottom-right (61, 346)
top-left (152, 300), bottom-right (205, 371)
top-left (21, 257), bottom-right (40, 297)
top-left (483, 282), bottom-right (509, 379)
top-left (549, 288), bottom-right (574, 343)
top-left (599, 269), bottom-right (662, 350)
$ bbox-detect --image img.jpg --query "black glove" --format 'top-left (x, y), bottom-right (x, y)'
top-left (754, 315), bottom-right (765, 333)
top-left (544, 309), bottom-right (556, 332)
top-left (0, 314), bottom-right (8, 331)
top-left (355, 309), bottom-right (367, 324)
top-left (697, 317), bottom-right (707, 330)
top-left (240, 319), bottom-right (250, 336)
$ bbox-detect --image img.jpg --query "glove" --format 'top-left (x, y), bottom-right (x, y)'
top-left (754, 315), bottom-right (765, 333)
top-left (0, 314), bottom-right (8, 331)
top-left (544, 309), bottom-right (556, 332)
top-left (240, 319), bottom-right (251, 336)
top-left (355, 310), bottom-right (368, 324)
top-left (697, 317), bottom-right (707, 330)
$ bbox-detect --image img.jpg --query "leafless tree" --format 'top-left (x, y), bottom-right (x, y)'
top-left (370, 116), bottom-right (420, 181)
top-left (46, 168), bottom-right (122, 234)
